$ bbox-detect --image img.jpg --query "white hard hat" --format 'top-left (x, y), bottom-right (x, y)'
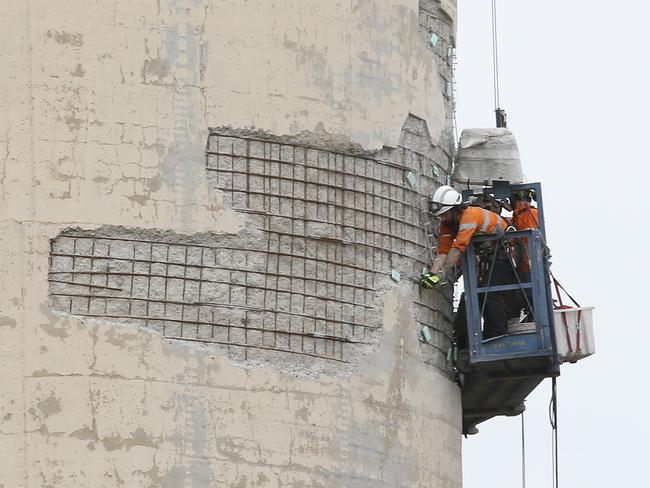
top-left (432, 185), bottom-right (462, 216)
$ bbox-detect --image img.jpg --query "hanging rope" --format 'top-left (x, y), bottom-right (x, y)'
top-left (551, 273), bottom-right (583, 355)
top-left (521, 409), bottom-right (527, 488)
top-left (551, 273), bottom-right (582, 308)
top-left (549, 377), bottom-right (559, 488)
top-left (491, 0), bottom-right (501, 110)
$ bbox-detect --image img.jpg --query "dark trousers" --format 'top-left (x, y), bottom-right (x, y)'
top-left (454, 255), bottom-right (518, 349)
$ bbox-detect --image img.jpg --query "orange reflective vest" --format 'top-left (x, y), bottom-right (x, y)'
top-left (512, 202), bottom-right (539, 273)
top-left (512, 202), bottom-right (539, 231)
top-left (438, 206), bottom-right (507, 254)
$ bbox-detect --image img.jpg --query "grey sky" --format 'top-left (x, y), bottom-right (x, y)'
top-left (455, 1), bottom-right (649, 487)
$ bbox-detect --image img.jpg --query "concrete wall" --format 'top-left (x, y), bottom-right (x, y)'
top-left (0, 1), bottom-right (461, 487)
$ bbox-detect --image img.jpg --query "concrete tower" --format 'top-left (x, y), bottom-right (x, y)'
top-left (1, 1), bottom-right (461, 486)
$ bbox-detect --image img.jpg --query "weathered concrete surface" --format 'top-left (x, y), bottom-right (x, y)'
top-left (0, 0), bottom-right (461, 486)
top-left (1, 0), bottom-right (454, 230)
top-left (204, 1), bottom-right (451, 150)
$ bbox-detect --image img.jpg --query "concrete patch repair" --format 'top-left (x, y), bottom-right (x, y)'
top-left (49, 118), bottom-right (454, 374)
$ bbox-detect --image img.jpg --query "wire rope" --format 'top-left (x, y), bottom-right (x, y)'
top-left (549, 377), bottom-right (559, 488)
top-left (491, 0), bottom-right (501, 110)
top-left (521, 409), bottom-right (527, 488)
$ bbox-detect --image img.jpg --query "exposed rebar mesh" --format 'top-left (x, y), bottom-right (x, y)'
top-left (49, 117), bottom-right (454, 372)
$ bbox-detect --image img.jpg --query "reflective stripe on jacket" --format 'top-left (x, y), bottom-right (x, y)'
top-left (438, 206), bottom-right (507, 254)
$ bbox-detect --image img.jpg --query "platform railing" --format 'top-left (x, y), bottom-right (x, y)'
top-left (461, 229), bottom-right (559, 368)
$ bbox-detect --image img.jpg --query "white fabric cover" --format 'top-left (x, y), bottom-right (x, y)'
top-left (452, 128), bottom-right (524, 189)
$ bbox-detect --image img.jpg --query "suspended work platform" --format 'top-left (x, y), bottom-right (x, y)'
top-left (455, 182), bottom-right (561, 435)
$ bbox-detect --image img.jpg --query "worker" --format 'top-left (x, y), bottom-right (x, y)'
top-left (511, 189), bottom-right (539, 232)
top-left (423, 185), bottom-right (516, 345)
top-left (510, 189), bottom-right (540, 321)
top-left (511, 189), bottom-right (539, 270)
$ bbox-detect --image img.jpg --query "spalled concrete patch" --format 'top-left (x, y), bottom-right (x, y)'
top-left (43, 117), bottom-right (450, 378)
top-left (48, 116), bottom-right (454, 377)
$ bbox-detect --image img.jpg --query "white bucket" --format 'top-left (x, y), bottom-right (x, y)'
top-left (553, 306), bottom-right (595, 363)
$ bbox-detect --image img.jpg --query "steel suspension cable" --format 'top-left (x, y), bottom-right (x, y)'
top-left (521, 409), bottom-right (527, 488)
top-left (549, 377), bottom-right (559, 488)
top-left (491, 0), bottom-right (501, 110)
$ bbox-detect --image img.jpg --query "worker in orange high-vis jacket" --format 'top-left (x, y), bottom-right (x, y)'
top-left (511, 189), bottom-right (539, 273)
top-left (423, 185), bottom-right (516, 346)
top-left (512, 190), bottom-right (539, 231)
top-left (510, 189), bottom-right (541, 321)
